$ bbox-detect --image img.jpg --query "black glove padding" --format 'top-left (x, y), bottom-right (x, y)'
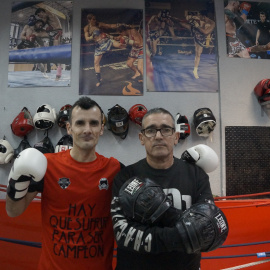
top-left (119, 177), bottom-right (173, 224)
top-left (176, 202), bottom-right (229, 254)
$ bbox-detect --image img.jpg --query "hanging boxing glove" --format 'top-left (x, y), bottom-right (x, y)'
top-left (181, 144), bottom-right (219, 173)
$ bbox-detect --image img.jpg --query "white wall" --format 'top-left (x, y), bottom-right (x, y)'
top-left (1, 0), bottom-right (269, 199)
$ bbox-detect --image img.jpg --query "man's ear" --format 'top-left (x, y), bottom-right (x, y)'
top-left (174, 132), bottom-right (180, 145)
top-left (100, 123), bottom-right (104, 135)
top-left (139, 133), bottom-right (145, 145)
top-left (66, 122), bottom-right (71, 135)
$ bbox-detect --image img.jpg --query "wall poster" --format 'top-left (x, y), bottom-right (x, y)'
top-left (8, 1), bottom-right (72, 87)
top-left (145, 0), bottom-right (218, 92)
top-left (224, 0), bottom-right (270, 59)
top-left (79, 9), bottom-right (143, 96)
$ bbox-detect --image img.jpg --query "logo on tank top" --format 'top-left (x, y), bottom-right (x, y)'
top-left (98, 178), bottom-right (109, 190)
top-left (58, 177), bottom-right (71, 189)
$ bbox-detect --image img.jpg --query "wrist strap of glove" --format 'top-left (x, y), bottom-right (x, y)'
top-left (181, 150), bottom-right (197, 163)
top-left (7, 176), bottom-right (31, 201)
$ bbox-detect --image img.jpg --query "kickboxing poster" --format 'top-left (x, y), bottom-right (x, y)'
top-left (8, 1), bottom-right (73, 87)
top-left (224, 1), bottom-right (270, 59)
top-left (145, 0), bottom-right (218, 92)
top-left (79, 9), bottom-right (143, 96)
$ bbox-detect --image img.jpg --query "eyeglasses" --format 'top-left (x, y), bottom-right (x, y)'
top-left (141, 127), bottom-right (175, 138)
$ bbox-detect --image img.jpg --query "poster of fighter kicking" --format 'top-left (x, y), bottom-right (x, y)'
top-left (79, 9), bottom-right (143, 96)
top-left (224, 0), bottom-right (270, 59)
top-left (8, 1), bottom-right (72, 87)
top-left (145, 0), bottom-right (218, 92)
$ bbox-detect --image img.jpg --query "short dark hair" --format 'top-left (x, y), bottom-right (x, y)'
top-left (35, 8), bottom-right (46, 16)
top-left (141, 107), bottom-right (175, 128)
top-left (87, 13), bottom-right (95, 21)
top-left (69, 96), bottom-right (103, 123)
top-left (35, 19), bottom-right (45, 27)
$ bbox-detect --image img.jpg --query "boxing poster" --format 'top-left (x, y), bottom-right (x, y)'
top-left (145, 0), bottom-right (218, 92)
top-left (224, 1), bottom-right (270, 59)
top-left (79, 9), bottom-right (143, 96)
top-left (8, 1), bottom-right (73, 87)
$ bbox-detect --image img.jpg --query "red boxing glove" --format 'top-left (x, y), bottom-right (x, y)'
top-left (119, 36), bottom-right (129, 45)
top-left (100, 33), bottom-right (107, 39)
top-left (240, 2), bottom-right (251, 15)
top-left (119, 36), bottom-right (128, 44)
top-left (54, 30), bottom-right (62, 40)
top-left (27, 34), bottom-right (36, 42)
top-left (254, 79), bottom-right (270, 103)
top-left (46, 25), bottom-right (53, 32)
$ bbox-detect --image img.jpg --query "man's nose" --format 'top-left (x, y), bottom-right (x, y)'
top-left (155, 129), bottom-right (163, 138)
top-left (84, 123), bottom-right (92, 133)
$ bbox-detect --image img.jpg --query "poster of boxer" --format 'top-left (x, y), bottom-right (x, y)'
top-left (145, 0), bottom-right (218, 92)
top-left (224, 1), bottom-right (270, 59)
top-left (8, 1), bottom-right (72, 87)
top-left (79, 8), bottom-right (143, 96)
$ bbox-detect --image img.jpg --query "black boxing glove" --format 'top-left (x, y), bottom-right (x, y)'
top-left (119, 177), bottom-right (174, 224)
top-left (175, 202), bottom-right (229, 254)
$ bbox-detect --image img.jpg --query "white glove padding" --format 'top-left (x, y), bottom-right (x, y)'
top-left (7, 148), bottom-right (47, 201)
top-left (0, 139), bottom-right (14, 164)
top-left (181, 144), bottom-right (218, 173)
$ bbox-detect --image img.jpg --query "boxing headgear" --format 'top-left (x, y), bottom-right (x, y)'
top-left (11, 107), bottom-right (34, 137)
top-left (175, 113), bottom-right (190, 140)
top-left (55, 134), bottom-right (73, 153)
top-left (193, 108), bottom-right (216, 137)
top-left (129, 104), bottom-right (148, 126)
top-left (0, 139), bottom-right (14, 164)
top-left (57, 104), bottom-right (72, 129)
top-left (14, 138), bottom-right (32, 159)
top-left (34, 136), bottom-right (54, 154)
top-left (254, 79), bottom-right (270, 103)
top-left (28, 15), bottom-right (37, 26)
top-left (33, 104), bottom-right (57, 130)
top-left (93, 29), bottom-right (101, 37)
top-left (107, 104), bottom-right (129, 139)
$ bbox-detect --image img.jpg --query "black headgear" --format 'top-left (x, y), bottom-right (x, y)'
top-left (57, 104), bottom-right (72, 129)
top-left (34, 136), bottom-right (54, 154)
top-left (14, 138), bottom-right (32, 158)
top-left (107, 104), bottom-right (129, 139)
top-left (193, 108), bottom-right (216, 137)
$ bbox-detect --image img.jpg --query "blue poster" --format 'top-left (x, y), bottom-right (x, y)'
top-left (145, 0), bottom-right (218, 92)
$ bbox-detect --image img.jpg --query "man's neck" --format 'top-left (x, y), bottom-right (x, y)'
top-left (70, 148), bottom-right (97, 163)
top-left (146, 156), bottom-right (174, 169)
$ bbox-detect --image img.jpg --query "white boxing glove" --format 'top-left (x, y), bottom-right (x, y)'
top-left (181, 144), bottom-right (218, 173)
top-left (7, 148), bottom-right (47, 201)
top-left (0, 139), bottom-right (14, 164)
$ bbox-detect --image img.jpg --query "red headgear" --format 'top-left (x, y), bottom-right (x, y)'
top-left (57, 104), bottom-right (72, 128)
top-left (254, 79), bottom-right (270, 103)
top-left (11, 107), bottom-right (34, 137)
top-left (129, 104), bottom-right (148, 126)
